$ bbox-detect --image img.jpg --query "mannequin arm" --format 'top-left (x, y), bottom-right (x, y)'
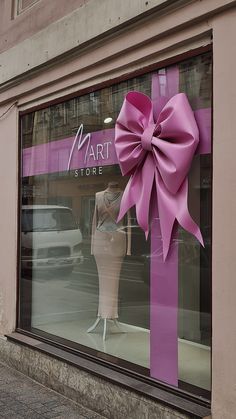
top-left (91, 197), bottom-right (97, 255)
top-left (127, 210), bottom-right (131, 256)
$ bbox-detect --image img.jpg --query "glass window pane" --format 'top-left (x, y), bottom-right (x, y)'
top-left (20, 52), bottom-right (212, 396)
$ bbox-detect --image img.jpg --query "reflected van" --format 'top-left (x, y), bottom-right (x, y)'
top-left (21, 205), bottom-right (83, 274)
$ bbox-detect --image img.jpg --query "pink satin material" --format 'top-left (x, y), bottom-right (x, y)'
top-left (115, 91), bottom-right (204, 260)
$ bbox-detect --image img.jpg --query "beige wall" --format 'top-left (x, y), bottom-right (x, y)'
top-left (212, 8), bottom-right (236, 419)
top-left (0, 0), bottom-right (236, 417)
top-left (0, 0), bottom-right (171, 86)
top-left (0, 103), bottom-right (18, 335)
top-left (0, 0), bottom-right (171, 56)
top-left (0, 0), bottom-right (90, 53)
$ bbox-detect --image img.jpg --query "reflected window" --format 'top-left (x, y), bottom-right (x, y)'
top-left (15, 0), bottom-right (40, 16)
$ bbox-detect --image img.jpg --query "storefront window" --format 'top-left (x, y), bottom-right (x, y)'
top-left (19, 52), bottom-right (212, 396)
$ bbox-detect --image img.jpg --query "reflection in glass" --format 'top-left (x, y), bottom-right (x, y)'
top-left (20, 52), bottom-right (212, 396)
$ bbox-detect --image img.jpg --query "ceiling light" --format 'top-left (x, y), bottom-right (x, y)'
top-left (104, 117), bottom-right (113, 124)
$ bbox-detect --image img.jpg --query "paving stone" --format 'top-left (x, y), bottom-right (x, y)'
top-left (27, 401), bottom-right (45, 409)
top-left (14, 411), bottom-right (43, 419)
top-left (0, 409), bottom-right (18, 417)
top-left (43, 412), bottom-right (64, 419)
top-left (53, 415), bottom-right (87, 419)
top-left (32, 405), bottom-right (53, 414)
top-left (0, 361), bottom-right (105, 419)
top-left (43, 400), bottom-right (64, 407)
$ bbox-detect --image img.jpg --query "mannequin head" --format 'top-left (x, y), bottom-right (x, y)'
top-left (107, 181), bottom-right (119, 190)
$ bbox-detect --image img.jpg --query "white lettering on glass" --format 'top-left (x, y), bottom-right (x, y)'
top-left (67, 124), bottom-right (112, 171)
top-left (104, 141), bottom-right (112, 158)
top-left (67, 124), bottom-right (91, 171)
top-left (73, 166), bottom-right (103, 177)
top-left (96, 143), bottom-right (104, 160)
top-left (87, 145), bottom-right (96, 162)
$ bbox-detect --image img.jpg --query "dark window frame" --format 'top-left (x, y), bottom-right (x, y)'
top-left (16, 43), bottom-right (213, 412)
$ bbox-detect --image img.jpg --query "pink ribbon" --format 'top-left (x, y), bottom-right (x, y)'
top-left (115, 91), bottom-right (204, 260)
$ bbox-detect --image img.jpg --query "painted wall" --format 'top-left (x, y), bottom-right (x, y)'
top-left (0, 0), bottom-right (171, 85)
top-left (0, 0), bottom-right (90, 53)
top-left (0, 103), bottom-right (18, 335)
top-left (212, 7), bottom-right (236, 419)
top-left (0, 0), bottom-right (236, 418)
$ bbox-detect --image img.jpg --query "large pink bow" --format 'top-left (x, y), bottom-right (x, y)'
top-left (115, 91), bottom-right (204, 260)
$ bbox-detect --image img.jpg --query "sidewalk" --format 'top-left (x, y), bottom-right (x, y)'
top-left (0, 362), bottom-right (104, 419)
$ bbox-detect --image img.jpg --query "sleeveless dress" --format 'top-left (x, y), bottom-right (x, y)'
top-left (91, 189), bottom-right (129, 319)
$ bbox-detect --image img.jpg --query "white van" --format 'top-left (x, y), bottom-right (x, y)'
top-left (21, 205), bottom-right (83, 274)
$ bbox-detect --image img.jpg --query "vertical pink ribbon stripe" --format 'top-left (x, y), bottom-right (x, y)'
top-left (151, 67), bottom-right (179, 386)
top-left (151, 69), bottom-right (211, 385)
top-left (114, 66), bottom-right (211, 386)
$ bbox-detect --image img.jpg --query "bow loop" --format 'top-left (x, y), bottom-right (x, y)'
top-left (152, 93), bottom-right (199, 194)
top-left (141, 123), bottom-right (156, 151)
top-left (115, 91), bottom-right (154, 177)
top-left (115, 91), bottom-right (203, 260)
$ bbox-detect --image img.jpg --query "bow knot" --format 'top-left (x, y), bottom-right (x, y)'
top-left (115, 91), bottom-right (204, 260)
top-left (141, 124), bottom-right (156, 151)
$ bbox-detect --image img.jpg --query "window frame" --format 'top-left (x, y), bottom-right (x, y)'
top-left (16, 43), bottom-right (213, 411)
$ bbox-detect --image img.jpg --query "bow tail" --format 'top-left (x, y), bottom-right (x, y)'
top-left (156, 172), bottom-right (204, 261)
top-left (175, 178), bottom-right (204, 247)
top-left (117, 176), bottom-right (136, 220)
top-left (118, 154), bottom-right (155, 236)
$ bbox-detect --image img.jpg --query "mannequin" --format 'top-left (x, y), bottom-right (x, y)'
top-left (88, 181), bottom-right (131, 340)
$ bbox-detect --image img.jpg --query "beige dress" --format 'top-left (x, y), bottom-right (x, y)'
top-left (91, 189), bottom-right (131, 319)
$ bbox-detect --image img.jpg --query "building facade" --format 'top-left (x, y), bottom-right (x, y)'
top-left (0, 0), bottom-right (235, 418)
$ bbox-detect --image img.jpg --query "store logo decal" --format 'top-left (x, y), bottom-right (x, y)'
top-left (67, 124), bottom-right (112, 171)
